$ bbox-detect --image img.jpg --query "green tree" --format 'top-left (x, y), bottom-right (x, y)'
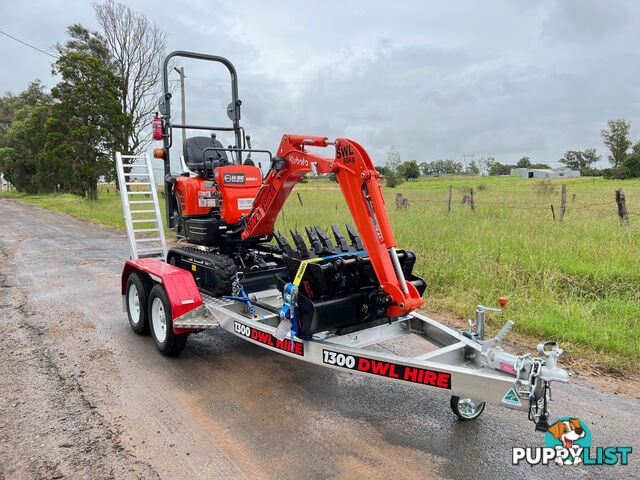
top-left (376, 165), bottom-right (390, 177)
top-left (384, 147), bottom-right (404, 188)
top-left (477, 157), bottom-right (495, 176)
top-left (465, 159), bottom-right (479, 175)
top-left (516, 156), bottom-right (531, 168)
top-left (0, 80), bottom-right (51, 146)
top-left (12, 105), bottom-right (52, 192)
top-left (0, 147), bottom-right (36, 193)
top-left (623, 141), bottom-right (640, 178)
top-left (44, 50), bottom-right (130, 200)
top-left (561, 148), bottom-right (600, 170)
top-left (401, 160), bottom-right (420, 180)
top-left (601, 119), bottom-right (632, 167)
top-left (488, 161), bottom-right (513, 176)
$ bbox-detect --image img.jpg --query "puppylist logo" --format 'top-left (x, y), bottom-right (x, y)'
top-left (512, 417), bottom-right (631, 467)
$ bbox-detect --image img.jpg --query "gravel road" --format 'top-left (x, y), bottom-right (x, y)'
top-left (0, 199), bottom-right (637, 479)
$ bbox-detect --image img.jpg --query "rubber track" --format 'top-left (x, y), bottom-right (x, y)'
top-left (169, 247), bottom-right (237, 296)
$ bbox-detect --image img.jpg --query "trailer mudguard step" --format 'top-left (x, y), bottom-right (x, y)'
top-left (122, 258), bottom-right (203, 323)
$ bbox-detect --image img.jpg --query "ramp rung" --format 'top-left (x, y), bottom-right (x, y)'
top-left (137, 248), bottom-right (165, 254)
top-left (116, 151), bottom-right (166, 262)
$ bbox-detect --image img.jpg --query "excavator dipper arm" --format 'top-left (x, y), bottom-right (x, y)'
top-left (240, 134), bottom-right (424, 317)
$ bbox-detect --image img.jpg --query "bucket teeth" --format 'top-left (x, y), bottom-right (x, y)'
top-left (305, 226), bottom-right (323, 253)
top-left (345, 223), bottom-right (364, 250)
top-left (290, 229), bottom-right (309, 258)
top-left (331, 224), bottom-right (350, 252)
top-left (314, 226), bottom-right (338, 254)
top-left (275, 230), bottom-right (296, 256)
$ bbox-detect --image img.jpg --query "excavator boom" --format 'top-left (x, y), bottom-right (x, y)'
top-left (241, 134), bottom-right (424, 317)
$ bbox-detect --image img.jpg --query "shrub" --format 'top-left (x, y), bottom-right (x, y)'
top-left (603, 166), bottom-right (631, 180)
top-left (385, 173), bottom-right (404, 188)
top-left (534, 179), bottom-right (556, 196)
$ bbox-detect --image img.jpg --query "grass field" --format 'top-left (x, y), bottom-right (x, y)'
top-left (2, 175), bottom-right (639, 370)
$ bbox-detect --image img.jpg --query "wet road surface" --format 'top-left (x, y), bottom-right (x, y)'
top-left (0, 199), bottom-right (638, 479)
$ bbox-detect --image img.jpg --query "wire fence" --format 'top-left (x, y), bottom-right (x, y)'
top-left (390, 184), bottom-right (640, 221)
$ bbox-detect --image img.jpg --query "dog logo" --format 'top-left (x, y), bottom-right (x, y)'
top-left (513, 416), bottom-right (631, 467)
top-left (546, 418), bottom-right (587, 466)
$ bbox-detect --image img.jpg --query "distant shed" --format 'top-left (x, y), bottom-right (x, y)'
top-left (510, 167), bottom-right (580, 179)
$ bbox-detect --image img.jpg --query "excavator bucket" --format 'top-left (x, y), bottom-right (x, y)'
top-left (274, 224), bottom-right (426, 338)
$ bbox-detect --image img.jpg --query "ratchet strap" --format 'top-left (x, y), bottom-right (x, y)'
top-left (279, 251), bottom-right (366, 351)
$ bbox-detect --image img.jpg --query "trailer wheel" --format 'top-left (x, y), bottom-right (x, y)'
top-left (450, 396), bottom-right (485, 421)
top-left (126, 273), bottom-right (152, 335)
top-left (148, 284), bottom-right (188, 356)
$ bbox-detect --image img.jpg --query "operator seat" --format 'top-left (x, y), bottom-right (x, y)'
top-left (183, 136), bottom-right (229, 177)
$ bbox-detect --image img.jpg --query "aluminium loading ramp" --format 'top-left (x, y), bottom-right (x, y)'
top-left (115, 152), bottom-right (168, 260)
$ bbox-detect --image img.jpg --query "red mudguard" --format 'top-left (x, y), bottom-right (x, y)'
top-left (121, 258), bottom-right (202, 333)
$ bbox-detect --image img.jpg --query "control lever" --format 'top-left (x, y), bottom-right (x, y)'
top-left (479, 320), bottom-right (514, 353)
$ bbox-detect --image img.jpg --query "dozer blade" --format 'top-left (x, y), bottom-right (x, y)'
top-left (331, 224), bottom-right (350, 252)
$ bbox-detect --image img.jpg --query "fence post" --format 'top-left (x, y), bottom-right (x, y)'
top-left (615, 189), bottom-right (629, 225)
top-left (469, 188), bottom-right (475, 211)
top-left (447, 185), bottom-right (452, 213)
top-left (297, 192), bottom-right (304, 207)
top-left (550, 204), bottom-right (555, 221)
top-left (559, 184), bottom-right (567, 221)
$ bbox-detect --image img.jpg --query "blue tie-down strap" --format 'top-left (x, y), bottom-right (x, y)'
top-left (279, 283), bottom-right (300, 352)
top-left (223, 281), bottom-right (257, 318)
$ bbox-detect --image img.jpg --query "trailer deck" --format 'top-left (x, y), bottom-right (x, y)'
top-left (161, 283), bottom-right (568, 425)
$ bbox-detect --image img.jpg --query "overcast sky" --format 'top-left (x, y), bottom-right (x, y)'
top-left (2, 0), bottom-right (640, 168)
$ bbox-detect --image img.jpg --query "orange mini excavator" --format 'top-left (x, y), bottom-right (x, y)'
top-left (155, 51), bottom-right (425, 339)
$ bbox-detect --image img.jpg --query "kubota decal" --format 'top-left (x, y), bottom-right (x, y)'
top-left (322, 349), bottom-right (451, 389)
top-left (234, 321), bottom-right (304, 356)
top-left (289, 156), bottom-right (309, 167)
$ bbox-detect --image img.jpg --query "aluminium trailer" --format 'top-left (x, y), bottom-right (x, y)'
top-left (121, 257), bottom-right (569, 429)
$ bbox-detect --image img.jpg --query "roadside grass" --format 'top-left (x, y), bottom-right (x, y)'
top-left (2, 176), bottom-right (639, 370)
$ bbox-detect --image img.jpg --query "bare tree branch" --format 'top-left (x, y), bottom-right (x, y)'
top-left (93, 0), bottom-right (167, 155)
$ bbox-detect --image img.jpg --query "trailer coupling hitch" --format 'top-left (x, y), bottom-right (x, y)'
top-left (479, 324), bottom-right (569, 430)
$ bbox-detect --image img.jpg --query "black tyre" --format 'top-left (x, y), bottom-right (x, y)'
top-left (148, 284), bottom-right (188, 356)
top-left (450, 395), bottom-right (485, 421)
top-left (125, 273), bottom-right (152, 335)
top-left (208, 254), bottom-right (237, 296)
